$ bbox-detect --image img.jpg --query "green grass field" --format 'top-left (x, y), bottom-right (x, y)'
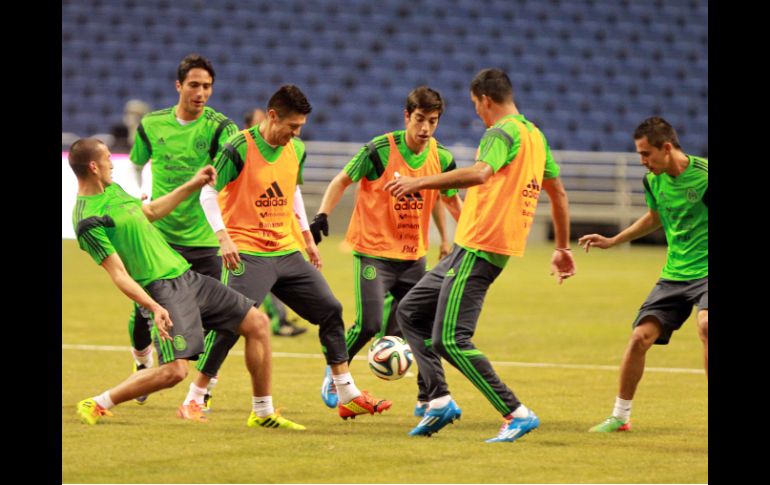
top-left (62, 238), bottom-right (707, 483)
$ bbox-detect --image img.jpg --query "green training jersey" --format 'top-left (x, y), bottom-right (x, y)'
top-left (460, 113), bottom-right (561, 268)
top-left (73, 184), bottom-right (191, 287)
top-left (344, 130), bottom-right (459, 197)
top-left (213, 126), bottom-right (306, 190)
top-left (643, 155), bottom-right (708, 280)
top-left (130, 105), bottom-right (237, 247)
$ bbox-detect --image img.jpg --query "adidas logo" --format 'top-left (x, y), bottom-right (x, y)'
top-left (522, 178), bottom-right (541, 199)
top-left (446, 268), bottom-right (455, 277)
top-left (394, 192), bottom-right (424, 210)
top-left (255, 182), bottom-right (288, 207)
top-left (157, 137), bottom-right (166, 145)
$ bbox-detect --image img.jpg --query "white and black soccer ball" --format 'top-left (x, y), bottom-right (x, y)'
top-left (367, 336), bottom-right (413, 381)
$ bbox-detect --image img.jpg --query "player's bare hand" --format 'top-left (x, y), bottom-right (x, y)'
top-left (305, 240), bottom-right (323, 270)
top-left (151, 306), bottom-right (173, 341)
top-left (550, 249), bottom-right (576, 285)
top-left (578, 234), bottom-right (613, 252)
top-left (384, 176), bottom-right (422, 199)
top-left (439, 240), bottom-right (452, 260)
top-left (192, 165), bottom-right (217, 188)
top-left (217, 231), bottom-right (242, 271)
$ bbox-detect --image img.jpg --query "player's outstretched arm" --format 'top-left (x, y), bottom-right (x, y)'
top-left (578, 210), bottom-right (661, 252)
top-left (431, 200), bottom-right (452, 260)
top-left (100, 253), bottom-right (173, 341)
top-left (311, 170), bottom-right (354, 244)
top-left (384, 162), bottom-right (493, 198)
top-left (142, 166), bottom-right (216, 222)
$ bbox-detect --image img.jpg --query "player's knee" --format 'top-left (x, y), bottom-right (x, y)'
top-left (697, 312), bottom-right (708, 342)
top-left (160, 360), bottom-right (188, 386)
top-left (314, 298), bottom-right (344, 326)
top-left (240, 308), bottom-right (270, 341)
top-left (431, 336), bottom-right (452, 361)
top-left (629, 325), bottom-right (657, 351)
top-left (395, 303), bottom-right (413, 329)
top-left (360, 319), bottom-right (382, 340)
top-left (327, 298), bottom-right (344, 318)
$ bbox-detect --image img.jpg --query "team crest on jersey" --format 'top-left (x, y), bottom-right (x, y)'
top-left (362, 265), bottom-right (377, 280)
top-left (686, 188), bottom-right (699, 202)
top-left (194, 137), bottom-right (208, 152)
top-left (173, 335), bottom-right (187, 351)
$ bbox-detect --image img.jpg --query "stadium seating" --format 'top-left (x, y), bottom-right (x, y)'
top-left (61, 0), bottom-right (707, 155)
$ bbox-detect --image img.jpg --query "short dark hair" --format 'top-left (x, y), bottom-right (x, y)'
top-left (177, 53), bottom-right (215, 84)
top-left (405, 86), bottom-right (444, 117)
top-left (633, 116), bottom-right (681, 149)
top-left (470, 68), bottom-right (514, 104)
top-left (68, 138), bottom-right (105, 178)
top-left (267, 85), bottom-right (312, 118)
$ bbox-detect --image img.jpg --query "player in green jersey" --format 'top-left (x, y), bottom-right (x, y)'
top-left (579, 117), bottom-right (708, 432)
top-left (127, 54), bottom-right (239, 414)
top-left (70, 138), bottom-right (304, 430)
top-left (243, 107), bottom-right (307, 338)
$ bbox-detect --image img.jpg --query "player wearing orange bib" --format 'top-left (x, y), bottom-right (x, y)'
top-left (309, 87), bottom-right (462, 411)
top-left (200, 85), bottom-right (392, 420)
top-left (385, 69), bottom-right (576, 442)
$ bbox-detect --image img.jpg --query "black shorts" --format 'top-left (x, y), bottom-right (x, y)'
top-left (145, 270), bottom-right (255, 364)
top-left (633, 276), bottom-right (708, 345)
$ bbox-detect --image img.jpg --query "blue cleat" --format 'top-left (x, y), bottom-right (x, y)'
top-left (320, 366), bottom-right (338, 408)
top-left (408, 399), bottom-right (461, 437)
top-left (414, 402), bottom-right (429, 417)
top-left (485, 411), bottom-right (540, 443)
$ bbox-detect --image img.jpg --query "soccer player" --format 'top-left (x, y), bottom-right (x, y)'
top-left (243, 107), bottom-right (307, 338)
top-left (70, 138), bottom-right (304, 430)
top-left (200, 84), bottom-right (392, 419)
top-left (579, 117), bottom-right (708, 432)
top-left (308, 86), bottom-right (463, 414)
top-left (385, 68), bottom-right (576, 442)
top-left (127, 54), bottom-right (240, 415)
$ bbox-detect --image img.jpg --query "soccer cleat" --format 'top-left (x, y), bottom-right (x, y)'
top-left (77, 398), bottom-right (113, 425)
top-left (414, 402), bottom-right (429, 417)
top-left (485, 411), bottom-right (540, 443)
top-left (320, 366), bottom-right (338, 408)
top-left (177, 401), bottom-right (208, 422)
top-left (589, 415), bottom-right (631, 432)
top-left (408, 399), bottom-right (462, 436)
top-left (338, 390), bottom-right (393, 419)
top-left (201, 393), bottom-right (212, 414)
top-left (247, 411), bottom-right (306, 430)
top-left (132, 362), bottom-right (148, 405)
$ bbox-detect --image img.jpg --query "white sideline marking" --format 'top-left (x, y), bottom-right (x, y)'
top-left (62, 344), bottom-right (704, 375)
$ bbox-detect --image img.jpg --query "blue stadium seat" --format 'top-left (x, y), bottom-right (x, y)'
top-left (62, 1), bottom-right (708, 154)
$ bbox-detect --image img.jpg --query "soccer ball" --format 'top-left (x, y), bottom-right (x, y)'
top-left (368, 336), bottom-right (413, 381)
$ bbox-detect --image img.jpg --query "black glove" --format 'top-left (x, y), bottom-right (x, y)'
top-left (309, 213), bottom-right (329, 244)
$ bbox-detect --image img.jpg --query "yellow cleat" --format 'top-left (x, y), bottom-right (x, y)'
top-left (247, 411), bottom-right (306, 430)
top-left (77, 398), bottom-right (113, 425)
